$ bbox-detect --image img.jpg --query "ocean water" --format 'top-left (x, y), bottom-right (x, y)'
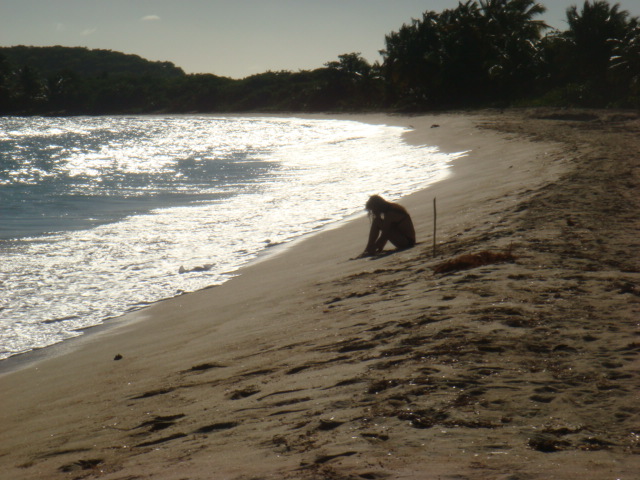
top-left (0, 115), bottom-right (465, 360)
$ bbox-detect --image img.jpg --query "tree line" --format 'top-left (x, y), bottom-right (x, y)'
top-left (1, 0), bottom-right (638, 115)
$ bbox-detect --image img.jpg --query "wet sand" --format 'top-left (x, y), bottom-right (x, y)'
top-left (0, 109), bottom-right (638, 479)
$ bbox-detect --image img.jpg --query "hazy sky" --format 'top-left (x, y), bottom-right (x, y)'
top-left (2, 0), bottom-right (640, 79)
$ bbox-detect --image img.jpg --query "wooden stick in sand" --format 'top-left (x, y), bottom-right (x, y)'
top-left (433, 197), bottom-right (437, 257)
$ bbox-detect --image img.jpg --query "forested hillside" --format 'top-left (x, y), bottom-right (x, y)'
top-left (1, 0), bottom-right (638, 115)
top-left (0, 46), bottom-right (184, 78)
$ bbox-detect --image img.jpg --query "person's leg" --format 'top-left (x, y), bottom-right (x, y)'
top-left (387, 226), bottom-right (415, 249)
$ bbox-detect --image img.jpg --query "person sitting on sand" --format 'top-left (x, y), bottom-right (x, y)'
top-left (361, 195), bottom-right (416, 257)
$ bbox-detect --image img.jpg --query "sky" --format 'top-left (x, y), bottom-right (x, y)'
top-left (2, 0), bottom-right (640, 79)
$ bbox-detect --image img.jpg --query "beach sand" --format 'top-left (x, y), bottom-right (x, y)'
top-left (0, 109), bottom-right (638, 480)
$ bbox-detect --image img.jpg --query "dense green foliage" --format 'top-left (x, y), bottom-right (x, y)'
top-left (1, 1), bottom-right (638, 115)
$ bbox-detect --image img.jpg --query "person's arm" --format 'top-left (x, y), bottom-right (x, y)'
top-left (363, 215), bottom-right (383, 256)
top-left (364, 223), bottom-right (381, 255)
top-left (373, 220), bottom-right (391, 252)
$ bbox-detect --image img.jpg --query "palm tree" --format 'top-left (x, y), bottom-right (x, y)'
top-left (565, 1), bottom-right (630, 85)
top-left (609, 18), bottom-right (640, 103)
top-left (436, 2), bottom-right (488, 101)
top-left (479, 0), bottom-right (547, 38)
top-left (478, 0), bottom-right (549, 97)
top-left (380, 11), bottom-right (442, 106)
top-left (380, 0), bottom-right (552, 106)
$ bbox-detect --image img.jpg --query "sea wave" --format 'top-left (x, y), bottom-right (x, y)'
top-left (0, 115), bottom-right (466, 360)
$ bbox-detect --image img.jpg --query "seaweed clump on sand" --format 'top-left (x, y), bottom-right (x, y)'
top-left (433, 250), bottom-right (516, 274)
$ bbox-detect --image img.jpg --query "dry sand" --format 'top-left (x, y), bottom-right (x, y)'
top-left (0, 109), bottom-right (638, 480)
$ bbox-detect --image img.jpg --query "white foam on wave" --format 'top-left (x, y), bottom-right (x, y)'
top-left (0, 115), bottom-right (467, 359)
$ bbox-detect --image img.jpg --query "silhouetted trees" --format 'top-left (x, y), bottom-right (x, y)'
top-left (380, 0), bottom-right (639, 109)
top-left (566, 1), bottom-right (629, 82)
top-left (1, 1), bottom-right (638, 115)
top-left (0, 46), bottom-right (184, 79)
top-left (379, 0), bottom-right (551, 108)
top-left (609, 19), bottom-right (640, 103)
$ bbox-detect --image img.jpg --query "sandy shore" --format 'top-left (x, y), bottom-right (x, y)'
top-left (0, 110), bottom-right (638, 480)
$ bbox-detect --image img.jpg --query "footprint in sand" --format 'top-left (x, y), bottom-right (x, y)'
top-left (132, 414), bottom-right (185, 433)
top-left (228, 386), bottom-right (261, 399)
top-left (135, 433), bottom-right (187, 448)
top-left (58, 459), bottom-right (104, 473)
top-left (193, 422), bottom-right (238, 434)
top-left (182, 362), bottom-right (226, 374)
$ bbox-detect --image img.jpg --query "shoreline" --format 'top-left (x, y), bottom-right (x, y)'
top-left (1, 109), bottom-right (638, 479)
top-left (0, 113), bottom-right (459, 374)
top-left (0, 113), bottom-right (455, 369)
